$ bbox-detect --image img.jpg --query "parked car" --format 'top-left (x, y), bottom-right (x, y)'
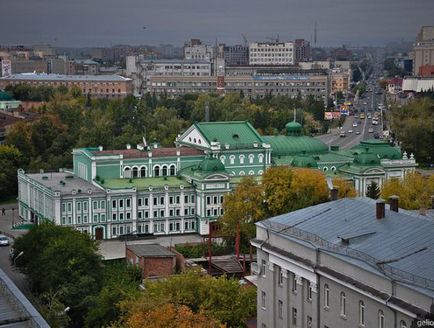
top-left (0, 235), bottom-right (9, 246)
top-left (368, 128), bottom-right (374, 133)
top-left (348, 130), bottom-right (353, 133)
top-left (340, 132), bottom-right (346, 137)
top-left (352, 123), bottom-right (358, 127)
top-left (356, 131), bottom-right (361, 135)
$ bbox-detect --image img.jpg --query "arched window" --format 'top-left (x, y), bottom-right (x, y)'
top-left (258, 154), bottom-right (264, 163)
top-left (229, 155), bottom-right (235, 165)
top-left (239, 154), bottom-right (245, 164)
top-left (400, 320), bottom-right (407, 328)
top-left (170, 165), bottom-right (176, 176)
top-left (324, 284), bottom-right (329, 308)
top-left (154, 165), bottom-right (160, 177)
top-left (258, 170), bottom-right (264, 175)
top-left (249, 154), bottom-right (255, 164)
top-left (239, 171), bottom-right (245, 176)
top-left (124, 167), bottom-right (131, 178)
top-left (323, 167), bottom-right (329, 172)
top-left (132, 167), bottom-right (138, 178)
top-left (140, 166), bottom-right (147, 178)
top-left (378, 310), bottom-right (384, 328)
top-left (162, 165), bottom-right (168, 176)
top-left (249, 170), bottom-right (255, 175)
top-left (340, 292), bottom-right (346, 316)
top-left (359, 301), bottom-right (365, 326)
top-left (331, 166), bottom-right (336, 171)
top-left (220, 155), bottom-right (226, 164)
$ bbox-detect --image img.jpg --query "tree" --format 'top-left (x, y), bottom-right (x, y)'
top-left (13, 223), bottom-right (103, 327)
top-left (381, 172), bottom-right (434, 209)
top-left (262, 166), bottom-right (293, 216)
top-left (221, 177), bottom-right (266, 251)
top-left (290, 168), bottom-right (329, 209)
top-left (366, 181), bottom-right (380, 199)
top-left (117, 270), bottom-right (255, 328)
top-left (332, 177), bottom-right (357, 198)
top-left (0, 145), bottom-right (24, 200)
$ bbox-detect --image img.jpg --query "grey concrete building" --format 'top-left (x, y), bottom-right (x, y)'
top-left (412, 26), bottom-right (434, 76)
top-left (251, 197), bottom-right (434, 328)
top-left (218, 44), bottom-right (249, 66)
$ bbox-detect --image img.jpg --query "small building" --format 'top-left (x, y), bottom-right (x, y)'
top-left (387, 77), bottom-right (403, 94)
top-left (126, 244), bottom-right (176, 278)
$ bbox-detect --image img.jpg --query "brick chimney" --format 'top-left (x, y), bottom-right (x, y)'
top-left (389, 195), bottom-right (399, 212)
top-left (330, 187), bottom-right (338, 201)
top-left (376, 199), bottom-right (385, 219)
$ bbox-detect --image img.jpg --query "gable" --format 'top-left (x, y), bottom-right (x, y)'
top-left (178, 125), bottom-right (210, 149)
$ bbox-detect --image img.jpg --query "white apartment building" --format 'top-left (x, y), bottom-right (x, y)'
top-left (184, 39), bottom-right (214, 61)
top-left (249, 42), bottom-right (294, 66)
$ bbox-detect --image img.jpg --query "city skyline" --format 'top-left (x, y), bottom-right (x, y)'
top-left (1, 0), bottom-right (433, 47)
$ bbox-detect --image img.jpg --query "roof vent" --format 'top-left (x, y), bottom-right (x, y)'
top-left (232, 134), bottom-right (239, 140)
top-left (376, 199), bottom-right (385, 219)
top-left (389, 195), bottom-right (399, 212)
top-left (42, 176), bottom-right (49, 180)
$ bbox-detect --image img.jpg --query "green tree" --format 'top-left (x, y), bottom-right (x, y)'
top-left (366, 181), bottom-right (380, 199)
top-left (0, 145), bottom-right (24, 200)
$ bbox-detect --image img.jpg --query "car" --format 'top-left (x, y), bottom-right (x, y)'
top-left (352, 123), bottom-right (358, 127)
top-left (340, 132), bottom-right (346, 137)
top-left (348, 130), bottom-right (353, 133)
top-left (368, 128), bottom-right (374, 133)
top-left (0, 235), bottom-right (9, 246)
top-left (355, 131), bottom-right (361, 135)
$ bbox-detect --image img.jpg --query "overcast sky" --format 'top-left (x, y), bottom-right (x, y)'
top-left (1, 0), bottom-right (433, 47)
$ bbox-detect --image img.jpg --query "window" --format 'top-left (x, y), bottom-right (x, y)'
top-left (140, 167), bottom-right (146, 177)
top-left (169, 196), bottom-right (174, 204)
top-left (278, 300), bottom-right (283, 319)
top-left (100, 214), bottom-right (105, 222)
top-left (359, 301), bottom-right (365, 326)
top-left (154, 166), bottom-right (160, 177)
top-left (160, 197), bottom-right (164, 205)
top-left (119, 213), bottom-right (124, 220)
top-left (101, 200), bottom-right (105, 209)
top-left (324, 284), bottom-right (330, 308)
top-left (184, 195), bottom-right (189, 203)
top-left (126, 199), bottom-right (131, 208)
top-left (112, 200), bottom-right (117, 208)
top-left (378, 310), bottom-right (384, 328)
top-left (144, 198), bottom-right (148, 206)
top-left (307, 282), bottom-right (312, 301)
top-left (206, 196), bottom-right (211, 205)
top-left (77, 202), bottom-right (81, 211)
top-left (292, 275), bottom-right (298, 293)
top-left (83, 202), bottom-right (88, 211)
top-left (170, 165), bottom-right (176, 176)
top-left (153, 197), bottom-right (157, 206)
top-left (278, 267), bottom-right (284, 286)
top-left (340, 292), bottom-right (346, 317)
top-left (119, 199), bottom-right (124, 208)
top-left (307, 316), bottom-right (312, 328)
top-left (400, 320), bottom-right (407, 328)
top-left (260, 260), bottom-right (268, 278)
top-left (162, 166), bottom-right (168, 176)
top-left (93, 201), bottom-right (98, 209)
top-left (191, 195), bottom-right (195, 203)
top-left (112, 213), bottom-right (117, 221)
top-left (126, 212), bottom-right (131, 220)
top-left (112, 226), bottom-right (116, 236)
top-left (138, 198), bottom-right (142, 206)
top-left (67, 203), bottom-right (72, 212)
top-left (261, 291), bottom-right (266, 309)
top-left (292, 308), bottom-right (297, 325)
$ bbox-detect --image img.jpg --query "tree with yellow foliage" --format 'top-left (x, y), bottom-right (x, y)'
top-left (381, 172), bottom-right (434, 210)
top-left (332, 177), bottom-right (357, 198)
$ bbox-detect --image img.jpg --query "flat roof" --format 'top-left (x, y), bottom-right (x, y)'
top-left (101, 176), bottom-right (191, 190)
top-left (0, 73), bottom-right (131, 82)
top-left (25, 171), bottom-right (104, 196)
top-left (127, 244), bottom-right (175, 257)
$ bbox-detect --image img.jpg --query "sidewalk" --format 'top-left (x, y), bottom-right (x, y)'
top-left (0, 202), bottom-right (28, 240)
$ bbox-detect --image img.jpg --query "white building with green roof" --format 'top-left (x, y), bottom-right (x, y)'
top-left (17, 120), bottom-right (417, 239)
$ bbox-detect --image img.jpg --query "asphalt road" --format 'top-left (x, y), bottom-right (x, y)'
top-left (316, 89), bottom-right (385, 150)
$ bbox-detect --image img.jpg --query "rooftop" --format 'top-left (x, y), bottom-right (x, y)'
top-left (90, 147), bottom-right (204, 159)
top-left (127, 244), bottom-right (175, 257)
top-left (25, 171), bottom-right (103, 196)
top-left (263, 135), bottom-right (328, 156)
top-left (0, 73), bottom-right (131, 82)
top-left (101, 176), bottom-right (190, 190)
top-left (258, 197), bottom-right (434, 291)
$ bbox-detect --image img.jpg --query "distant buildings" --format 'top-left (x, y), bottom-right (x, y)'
top-left (252, 197), bottom-right (434, 327)
top-left (184, 39), bottom-right (214, 61)
top-left (294, 39), bottom-right (311, 62)
top-left (412, 26), bottom-right (434, 77)
top-left (249, 42), bottom-right (294, 65)
top-left (0, 73), bottom-right (133, 98)
top-left (218, 44), bottom-right (249, 66)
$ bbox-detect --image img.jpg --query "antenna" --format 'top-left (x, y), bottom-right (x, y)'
top-left (314, 21), bottom-right (317, 47)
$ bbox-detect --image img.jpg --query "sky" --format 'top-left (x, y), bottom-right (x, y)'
top-left (1, 0), bottom-right (433, 47)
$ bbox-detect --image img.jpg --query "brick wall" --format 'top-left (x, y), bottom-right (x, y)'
top-left (141, 257), bottom-right (175, 278)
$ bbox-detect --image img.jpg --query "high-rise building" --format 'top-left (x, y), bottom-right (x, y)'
top-left (412, 26), bottom-right (434, 76)
top-left (249, 42), bottom-right (294, 66)
top-left (218, 44), bottom-right (249, 66)
top-left (294, 39), bottom-right (311, 62)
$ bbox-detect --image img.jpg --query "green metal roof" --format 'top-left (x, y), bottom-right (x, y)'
top-left (0, 91), bottom-right (13, 101)
top-left (195, 121), bottom-right (264, 146)
top-left (353, 151), bottom-right (381, 166)
top-left (101, 176), bottom-right (189, 190)
top-left (197, 157), bottom-right (225, 172)
top-left (264, 135), bottom-right (329, 156)
top-left (351, 139), bottom-right (401, 160)
top-left (285, 121), bottom-right (302, 136)
top-left (291, 154), bottom-right (318, 168)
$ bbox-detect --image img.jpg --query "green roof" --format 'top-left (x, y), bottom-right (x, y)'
top-left (264, 135), bottom-right (329, 156)
top-left (291, 154), bottom-right (318, 168)
top-left (0, 91), bottom-right (13, 101)
top-left (195, 121), bottom-right (264, 146)
top-left (351, 139), bottom-right (401, 160)
top-left (101, 176), bottom-right (189, 190)
top-left (353, 151), bottom-right (381, 166)
top-left (285, 121), bottom-right (302, 136)
top-left (197, 157), bottom-right (225, 172)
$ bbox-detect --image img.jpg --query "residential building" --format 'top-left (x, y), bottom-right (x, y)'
top-left (17, 120), bottom-right (417, 240)
top-left (294, 39), bottom-right (311, 62)
top-left (252, 197), bottom-right (434, 328)
top-left (249, 42), bottom-right (294, 66)
top-left (0, 73), bottom-right (133, 98)
top-left (68, 59), bottom-right (99, 75)
top-left (218, 44), bottom-right (249, 66)
top-left (126, 244), bottom-right (176, 278)
top-left (412, 26), bottom-right (434, 76)
top-left (184, 39), bottom-right (214, 61)
top-left (0, 90), bottom-right (21, 111)
top-left (331, 70), bottom-right (351, 94)
top-left (387, 77), bottom-right (403, 94)
top-left (402, 77), bottom-right (434, 93)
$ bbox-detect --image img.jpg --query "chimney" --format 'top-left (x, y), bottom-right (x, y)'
top-left (389, 195), bottom-right (399, 212)
top-left (98, 145), bottom-right (103, 151)
top-left (330, 187), bottom-right (338, 201)
top-left (376, 199), bottom-right (385, 219)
